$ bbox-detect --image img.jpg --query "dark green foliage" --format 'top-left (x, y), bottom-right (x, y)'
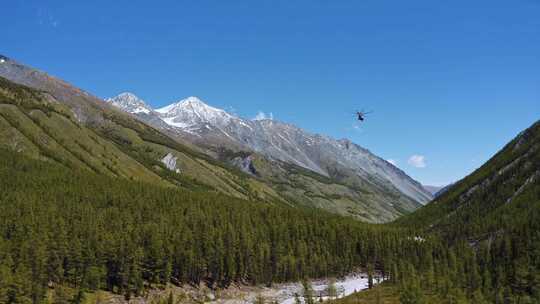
top-left (302, 280), bottom-right (315, 304)
top-left (367, 263), bottom-right (374, 289)
top-left (397, 120), bottom-right (540, 241)
top-left (390, 120), bottom-right (540, 303)
top-left (399, 283), bottom-right (424, 304)
top-left (0, 148), bottom-right (426, 302)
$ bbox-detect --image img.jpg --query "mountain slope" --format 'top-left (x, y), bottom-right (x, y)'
top-left (1, 55), bottom-right (418, 222)
top-left (0, 56), bottom-right (285, 203)
top-left (398, 120), bottom-right (540, 240)
top-left (108, 93), bottom-right (430, 219)
top-left (110, 93), bottom-right (432, 205)
top-left (422, 185), bottom-right (445, 196)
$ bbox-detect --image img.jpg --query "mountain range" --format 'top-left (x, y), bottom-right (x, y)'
top-left (107, 93), bottom-right (432, 201)
top-left (0, 54), bottom-right (431, 222)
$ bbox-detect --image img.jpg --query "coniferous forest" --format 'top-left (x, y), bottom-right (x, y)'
top-left (2, 128), bottom-right (540, 303)
top-left (0, 148), bottom-right (421, 303)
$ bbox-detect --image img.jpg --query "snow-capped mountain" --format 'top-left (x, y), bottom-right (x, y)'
top-left (108, 93), bottom-right (433, 205)
top-left (107, 92), bottom-right (153, 114)
top-left (106, 92), bottom-right (174, 131)
top-left (155, 96), bottom-right (245, 134)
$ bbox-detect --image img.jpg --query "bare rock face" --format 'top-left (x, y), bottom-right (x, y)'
top-left (161, 153), bottom-right (180, 173)
top-left (230, 155), bottom-right (257, 175)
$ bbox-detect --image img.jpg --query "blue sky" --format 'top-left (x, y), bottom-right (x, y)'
top-left (2, 0), bottom-right (539, 186)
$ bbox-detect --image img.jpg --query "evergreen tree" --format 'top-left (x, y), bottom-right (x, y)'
top-left (52, 286), bottom-right (73, 304)
top-left (326, 278), bottom-right (337, 299)
top-left (399, 281), bottom-right (424, 304)
top-left (471, 290), bottom-right (489, 304)
top-left (302, 280), bottom-right (315, 304)
top-left (367, 263), bottom-right (374, 289)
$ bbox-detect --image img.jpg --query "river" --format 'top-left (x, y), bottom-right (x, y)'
top-left (210, 274), bottom-right (374, 304)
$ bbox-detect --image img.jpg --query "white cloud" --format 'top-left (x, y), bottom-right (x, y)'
top-left (408, 155), bottom-right (426, 168)
top-left (387, 159), bottom-right (398, 166)
top-left (253, 111), bottom-right (273, 121)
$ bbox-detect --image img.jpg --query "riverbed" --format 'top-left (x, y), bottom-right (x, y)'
top-left (280, 274), bottom-right (370, 304)
top-left (213, 273), bottom-right (373, 304)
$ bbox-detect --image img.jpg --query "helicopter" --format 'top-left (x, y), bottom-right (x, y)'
top-left (355, 110), bottom-right (372, 121)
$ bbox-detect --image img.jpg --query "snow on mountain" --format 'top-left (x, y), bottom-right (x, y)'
top-left (106, 92), bottom-right (153, 114)
top-left (155, 96), bottom-right (249, 137)
top-left (156, 96), bottom-right (234, 125)
top-left (108, 93), bottom-right (433, 204)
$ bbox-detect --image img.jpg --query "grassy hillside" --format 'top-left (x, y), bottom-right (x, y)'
top-left (0, 76), bottom-right (286, 202)
top-left (0, 56), bottom-right (420, 222)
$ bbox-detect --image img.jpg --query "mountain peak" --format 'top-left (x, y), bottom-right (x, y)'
top-left (156, 96), bottom-right (215, 114)
top-left (155, 96), bottom-right (236, 126)
top-left (107, 92), bottom-right (152, 114)
top-left (181, 96), bottom-right (205, 106)
top-left (116, 92), bottom-right (140, 99)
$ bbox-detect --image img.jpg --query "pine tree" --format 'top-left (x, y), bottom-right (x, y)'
top-left (326, 278), bottom-right (337, 299)
top-left (471, 290), bottom-right (489, 304)
top-left (481, 267), bottom-right (492, 296)
top-left (391, 262), bottom-right (399, 284)
top-left (0, 256), bottom-right (13, 304)
top-left (445, 288), bottom-right (467, 304)
top-left (52, 286), bottom-right (72, 304)
top-left (399, 281), bottom-right (424, 304)
top-left (367, 263), bottom-right (374, 289)
top-left (423, 252), bottom-right (435, 289)
top-left (302, 280), bottom-right (315, 304)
